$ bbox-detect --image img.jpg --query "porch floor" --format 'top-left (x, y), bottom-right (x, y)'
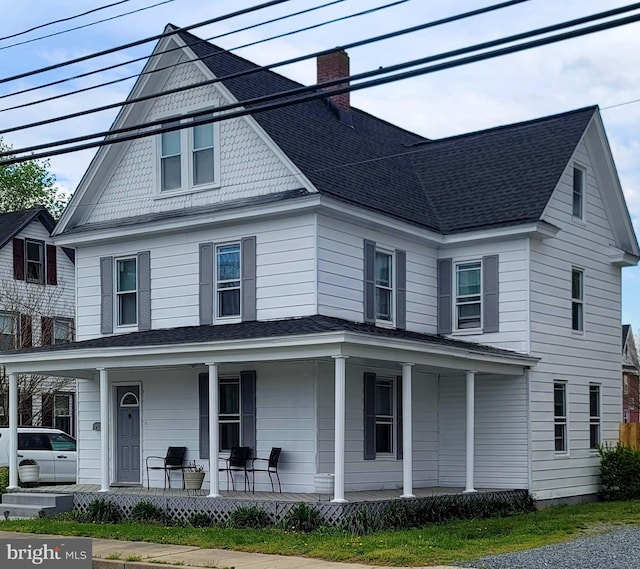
top-left (22, 484), bottom-right (502, 502)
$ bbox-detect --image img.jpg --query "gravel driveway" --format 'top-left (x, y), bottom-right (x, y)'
top-left (463, 526), bottom-right (640, 569)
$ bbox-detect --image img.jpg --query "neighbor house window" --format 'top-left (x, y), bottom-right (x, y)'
top-left (219, 377), bottom-right (240, 451)
top-left (216, 244), bottom-right (240, 318)
top-left (116, 258), bottom-right (137, 326)
top-left (43, 393), bottom-right (74, 436)
top-left (375, 250), bottom-right (393, 321)
top-left (589, 384), bottom-right (601, 450)
top-left (375, 378), bottom-right (395, 454)
top-left (0, 313), bottom-right (17, 351)
top-left (158, 116), bottom-right (217, 193)
top-left (25, 240), bottom-right (44, 284)
top-left (554, 382), bottom-right (568, 453)
top-left (455, 261), bottom-right (482, 330)
top-left (53, 319), bottom-right (73, 344)
top-left (572, 166), bottom-right (585, 219)
top-left (571, 268), bottom-right (584, 332)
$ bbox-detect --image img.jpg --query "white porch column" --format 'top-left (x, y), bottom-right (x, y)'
top-left (7, 372), bottom-right (18, 490)
top-left (207, 362), bottom-right (220, 498)
top-left (332, 355), bottom-right (348, 503)
top-left (98, 368), bottom-right (110, 492)
top-left (464, 370), bottom-right (477, 494)
top-left (400, 363), bottom-right (415, 498)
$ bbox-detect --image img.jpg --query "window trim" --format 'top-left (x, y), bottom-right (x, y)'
top-left (115, 256), bottom-right (138, 329)
top-left (589, 384), bottom-right (601, 452)
top-left (571, 267), bottom-right (584, 333)
top-left (374, 248), bottom-right (394, 325)
top-left (572, 164), bottom-right (586, 221)
top-left (155, 112), bottom-right (220, 198)
top-left (454, 260), bottom-right (483, 332)
top-left (554, 381), bottom-right (568, 455)
top-left (25, 238), bottom-right (45, 284)
top-left (215, 242), bottom-right (242, 322)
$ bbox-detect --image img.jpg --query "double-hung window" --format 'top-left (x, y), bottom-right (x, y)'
top-left (375, 378), bottom-right (394, 454)
top-left (53, 319), bottom-right (73, 344)
top-left (25, 240), bottom-right (44, 284)
top-left (554, 382), bottom-right (568, 453)
top-left (572, 166), bottom-right (585, 219)
top-left (589, 384), bottom-right (601, 450)
top-left (0, 313), bottom-right (17, 351)
top-left (219, 377), bottom-right (240, 451)
top-left (375, 250), bottom-right (393, 322)
top-left (216, 244), bottom-right (241, 318)
top-left (160, 127), bottom-right (182, 191)
top-left (455, 261), bottom-right (482, 330)
top-left (116, 258), bottom-right (137, 327)
top-left (571, 268), bottom-right (584, 332)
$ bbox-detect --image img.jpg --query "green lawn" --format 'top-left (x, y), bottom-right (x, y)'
top-left (2, 501), bottom-right (640, 566)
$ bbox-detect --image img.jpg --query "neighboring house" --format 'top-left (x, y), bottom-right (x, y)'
top-left (2, 26), bottom-right (638, 503)
top-left (0, 207), bottom-right (76, 435)
top-left (622, 324), bottom-right (640, 423)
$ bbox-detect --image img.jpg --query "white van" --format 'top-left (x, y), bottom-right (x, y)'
top-left (0, 427), bottom-right (77, 483)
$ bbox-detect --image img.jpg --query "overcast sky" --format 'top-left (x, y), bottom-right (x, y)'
top-left (2, 0), bottom-right (640, 333)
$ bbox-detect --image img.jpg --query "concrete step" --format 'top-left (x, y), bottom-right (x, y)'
top-left (2, 492), bottom-right (73, 508)
top-left (0, 504), bottom-right (58, 519)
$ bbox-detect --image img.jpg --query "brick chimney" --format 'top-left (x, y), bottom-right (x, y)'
top-left (317, 50), bottom-right (350, 112)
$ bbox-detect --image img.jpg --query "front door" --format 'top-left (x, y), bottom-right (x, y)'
top-left (115, 385), bottom-right (140, 484)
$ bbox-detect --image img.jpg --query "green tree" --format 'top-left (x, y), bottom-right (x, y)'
top-left (0, 137), bottom-right (68, 218)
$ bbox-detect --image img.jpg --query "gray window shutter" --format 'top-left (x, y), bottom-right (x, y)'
top-left (241, 370), bottom-right (256, 453)
top-left (100, 256), bottom-right (113, 334)
top-left (437, 258), bottom-right (452, 335)
top-left (396, 249), bottom-right (406, 330)
top-left (199, 243), bottom-right (213, 325)
top-left (396, 376), bottom-right (403, 460)
top-left (137, 251), bottom-right (151, 331)
top-left (198, 373), bottom-right (209, 459)
top-left (363, 372), bottom-right (376, 460)
top-left (364, 240), bottom-right (376, 323)
top-left (483, 254), bottom-right (499, 333)
top-left (241, 237), bottom-right (257, 322)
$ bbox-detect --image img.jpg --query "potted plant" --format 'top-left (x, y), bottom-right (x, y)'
top-left (18, 458), bottom-right (40, 485)
top-left (183, 461), bottom-right (205, 491)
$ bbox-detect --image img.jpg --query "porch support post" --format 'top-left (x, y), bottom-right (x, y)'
top-left (7, 372), bottom-right (18, 490)
top-left (99, 368), bottom-right (110, 492)
top-left (207, 362), bottom-right (220, 498)
top-left (400, 363), bottom-right (415, 498)
top-left (332, 355), bottom-right (348, 503)
top-left (464, 370), bottom-right (477, 494)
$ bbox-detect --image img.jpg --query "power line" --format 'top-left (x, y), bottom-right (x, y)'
top-left (0, 0), bottom-right (294, 85)
top-left (0, 0), bottom-right (526, 133)
top-left (0, 0), bottom-right (136, 41)
top-left (0, 0), bottom-right (177, 52)
top-left (2, 7), bottom-right (640, 165)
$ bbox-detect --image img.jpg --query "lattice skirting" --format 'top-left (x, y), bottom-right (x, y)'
top-left (73, 489), bottom-right (530, 526)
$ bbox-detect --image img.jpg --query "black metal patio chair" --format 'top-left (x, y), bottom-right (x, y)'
top-left (219, 446), bottom-right (251, 491)
top-left (249, 447), bottom-right (282, 493)
top-left (145, 446), bottom-right (187, 489)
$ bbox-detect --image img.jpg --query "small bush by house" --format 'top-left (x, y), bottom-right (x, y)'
top-left (599, 443), bottom-right (640, 501)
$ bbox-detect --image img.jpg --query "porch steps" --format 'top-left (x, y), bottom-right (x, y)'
top-left (0, 492), bottom-right (74, 519)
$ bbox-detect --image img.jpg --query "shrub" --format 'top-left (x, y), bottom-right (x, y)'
top-left (129, 501), bottom-right (166, 524)
top-left (340, 505), bottom-right (383, 535)
top-left (0, 467), bottom-right (9, 496)
top-left (599, 442), bottom-right (640, 500)
top-left (227, 505), bottom-right (271, 529)
top-left (189, 512), bottom-right (216, 528)
top-left (84, 498), bottom-right (122, 523)
top-left (281, 503), bottom-right (322, 532)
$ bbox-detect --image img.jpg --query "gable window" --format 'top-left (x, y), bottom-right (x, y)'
top-left (216, 244), bottom-right (241, 318)
top-left (158, 115), bottom-right (218, 194)
top-left (572, 166), bottom-right (585, 219)
top-left (375, 378), bottom-right (394, 454)
top-left (375, 250), bottom-right (393, 322)
top-left (25, 240), bottom-right (44, 284)
top-left (455, 261), bottom-right (482, 330)
top-left (571, 268), bottom-right (584, 332)
top-left (0, 313), bottom-right (17, 351)
top-left (554, 382), bottom-right (568, 453)
top-left (589, 384), bottom-right (601, 450)
top-left (116, 258), bottom-right (137, 326)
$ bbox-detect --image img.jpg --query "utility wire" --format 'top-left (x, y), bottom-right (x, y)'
top-left (0, 0), bottom-right (135, 41)
top-left (2, 7), bottom-right (640, 164)
top-left (0, 0), bottom-right (360, 109)
top-left (0, 0), bottom-right (177, 52)
top-left (0, 0), bottom-right (525, 132)
top-left (0, 0), bottom-right (294, 85)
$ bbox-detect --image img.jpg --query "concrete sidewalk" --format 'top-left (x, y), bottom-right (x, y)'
top-left (0, 530), bottom-right (462, 569)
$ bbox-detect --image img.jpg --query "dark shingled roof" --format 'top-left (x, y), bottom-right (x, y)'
top-left (4, 314), bottom-right (532, 361)
top-left (174, 27), bottom-right (595, 234)
top-left (0, 207), bottom-right (55, 249)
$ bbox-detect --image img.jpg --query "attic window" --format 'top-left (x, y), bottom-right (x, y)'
top-left (572, 166), bottom-right (585, 219)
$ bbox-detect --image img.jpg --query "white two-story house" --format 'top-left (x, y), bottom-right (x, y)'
top-left (2, 25), bottom-right (638, 502)
top-left (0, 206), bottom-right (76, 434)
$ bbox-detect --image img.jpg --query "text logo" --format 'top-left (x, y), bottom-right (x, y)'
top-left (0, 539), bottom-right (91, 568)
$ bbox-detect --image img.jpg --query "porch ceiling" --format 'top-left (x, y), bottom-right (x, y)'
top-left (2, 315), bottom-right (537, 378)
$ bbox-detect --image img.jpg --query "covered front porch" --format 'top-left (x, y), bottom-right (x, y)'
top-left (2, 316), bottom-right (538, 502)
